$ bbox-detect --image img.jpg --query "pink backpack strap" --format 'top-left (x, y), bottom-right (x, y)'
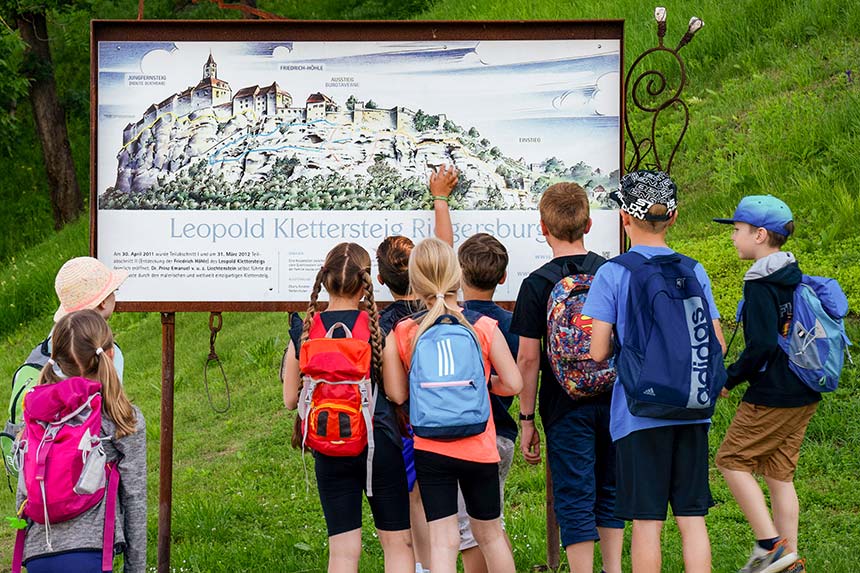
top-left (102, 463), bottom-right (121, 571)
top-left (11, 527), bottom-right (25, 573)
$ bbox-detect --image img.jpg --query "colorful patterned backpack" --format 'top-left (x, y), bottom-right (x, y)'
top-left (535, 252), bottom-right (616, 400)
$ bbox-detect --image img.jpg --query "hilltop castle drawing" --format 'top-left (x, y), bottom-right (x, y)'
top-left (122, 54), bottom-right (416, 146)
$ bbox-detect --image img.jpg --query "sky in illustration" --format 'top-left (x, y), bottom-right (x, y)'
top-left (98, 40), bottom-right (620, 192)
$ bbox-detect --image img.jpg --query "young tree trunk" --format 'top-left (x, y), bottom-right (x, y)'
top-left (17, 11), bottom-right (82, 229)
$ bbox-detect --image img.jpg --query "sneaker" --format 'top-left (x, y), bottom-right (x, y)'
top-left (738, 539), bottom-right (798, 573)
top-left (782, 558), bottom-right (807, 573)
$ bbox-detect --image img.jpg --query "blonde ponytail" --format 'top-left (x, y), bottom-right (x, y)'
top-left (409, 238), bottom-right (476, 347)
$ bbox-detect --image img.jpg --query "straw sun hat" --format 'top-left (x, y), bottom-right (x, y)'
top-left (53, 257), bottom-right (128, 322)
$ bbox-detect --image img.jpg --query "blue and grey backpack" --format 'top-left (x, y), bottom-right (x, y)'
top-left (613, 251), bottom-right (727, 419)
top-left (736, 275), bottom-right (851, 392)
top-left (408, 314), bottom-right (490, 439)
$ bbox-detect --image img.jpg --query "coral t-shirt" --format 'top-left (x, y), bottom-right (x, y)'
top-left (394, 312), bottom-right (500, 463)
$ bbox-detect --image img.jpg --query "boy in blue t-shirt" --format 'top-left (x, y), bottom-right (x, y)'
top-left (582, 171), bottom-right (726, 573)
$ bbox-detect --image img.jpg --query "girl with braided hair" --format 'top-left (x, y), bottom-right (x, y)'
top-left (281, 242), bottom-right (413, 573)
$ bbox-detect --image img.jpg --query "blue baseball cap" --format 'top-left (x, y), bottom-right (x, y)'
top-left (713, 195), bottom-right (793, 236)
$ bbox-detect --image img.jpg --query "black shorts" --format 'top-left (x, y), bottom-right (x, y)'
top-left (614, 424), bottom-right (713, 521)
top-left (414, 450), bottom-right (500, 522)
top-left (314, 430), bottom-right (410, 536)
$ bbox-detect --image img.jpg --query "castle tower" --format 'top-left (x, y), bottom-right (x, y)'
top-left (203, 52), bottom-right (217, 80)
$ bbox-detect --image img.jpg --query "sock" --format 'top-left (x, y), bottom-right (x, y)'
top-left (757, 537), bottom-right (780, 551)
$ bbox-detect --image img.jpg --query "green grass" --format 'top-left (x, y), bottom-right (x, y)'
top-left (0, 310), bottom-right (856, 571)
top-left (2, 0), bottom-right (860, 570)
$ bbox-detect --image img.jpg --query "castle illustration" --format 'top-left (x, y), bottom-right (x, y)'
top-left (122, 54), bottom-right (416, 145)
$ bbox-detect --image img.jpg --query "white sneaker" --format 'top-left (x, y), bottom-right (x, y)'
top-left (738, 539), bottom-right (798, 573)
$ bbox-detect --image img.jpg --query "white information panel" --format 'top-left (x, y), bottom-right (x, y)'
top-left (96, 33), bottom-right (622, 303)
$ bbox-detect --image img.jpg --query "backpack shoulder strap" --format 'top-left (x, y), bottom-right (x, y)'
top-left (101, 463), bottom-right (121, 572)
top-left (611, 251), bottom-right (647, 272)
top-left (351, 311), bottom-right (371, 341)
top-left (307, 313), bottom-right (326, 339)
top-left (677, 254), bottom-right (698, 270)
top-left (579, 251), bottom-right (606, 275)
top-left (39, 337), bottom-right (50, 359)
top-left (532, 263), bottom-right (564, 285)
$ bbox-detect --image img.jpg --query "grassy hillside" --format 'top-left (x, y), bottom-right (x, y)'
top-left (0, 302), bottom-right (856, 571)
top-left (1, 0), bottom-right (859, 571)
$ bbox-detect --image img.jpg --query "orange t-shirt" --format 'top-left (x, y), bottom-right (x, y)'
top-left (394, 314), bottom-right (500, 464)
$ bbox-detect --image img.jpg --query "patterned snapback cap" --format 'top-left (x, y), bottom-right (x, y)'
top-left (618, 170), bottom-right (678, 221)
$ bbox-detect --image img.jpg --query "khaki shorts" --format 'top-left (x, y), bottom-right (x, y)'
top-left (716, 401), bottom-right (818, 482)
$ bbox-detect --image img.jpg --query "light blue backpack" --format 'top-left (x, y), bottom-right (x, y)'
top-left (737, 275), bottom-right (851, 392)
top-left (408, 314), bottom-right (490, 439)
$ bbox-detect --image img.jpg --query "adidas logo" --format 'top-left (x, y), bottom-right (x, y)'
top-left (643, 387), bottom-right (657, 397)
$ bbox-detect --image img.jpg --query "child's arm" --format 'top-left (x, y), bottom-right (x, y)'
top-left (589, 319), bottom-right (614, 362)
top-left (282, 341), bottom-right (301, 410)
top-left (382, 331), bottom-right (409, 404)
top-left (488, 327), bottom-right (523, 396)
top-left (725, 286), bottom-right (779, 388)
top-left (713, 319), bottom-right (727, 355)
top-left (430, 164), bottom-right (457, 247)
top-left (115, 410), bottom-right (147, 573)
top-left (516, 337), bottom-right (541, 464)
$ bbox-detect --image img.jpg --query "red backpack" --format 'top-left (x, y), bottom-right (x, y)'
top-left (298, 313), bottom-right (376, 493)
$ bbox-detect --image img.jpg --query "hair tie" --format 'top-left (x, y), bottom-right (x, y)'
top-left (435, 293), bottom-right (446, 300)
top-left (52, 360), bottom-right (67, 380)
top-left (47, 358), bottom-right (55, 366)
top-left (95, 347), bottom-right (105, 357)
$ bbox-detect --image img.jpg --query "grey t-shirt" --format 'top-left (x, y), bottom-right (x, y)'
top-left (17, 407), bottom-right (147, 571)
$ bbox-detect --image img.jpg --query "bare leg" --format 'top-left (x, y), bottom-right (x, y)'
top-left (427, 515), bottom-right (461, 573)
top-left (461, 546), bottom-right (488, 573)
top-left (719, 467), bottom-right (779, 539)
top-left (631, 520), bottom-right (663, 573)
top-left (765, 477), bottom-right (800, 553)
top-left (565, 541), bottom-right (594, 573)
top-left (469, 516), bottom-right (515, 573)
top-left (598, 526), bottom-right (624, 573)
top-left (409, 484), bottom-right (431, 567)
top-left (675, 516), bottom-right (711, 573)
top-left (327, 528), bottom-right (362, 573)
top-left (377, 528), bottom-right (415, 573)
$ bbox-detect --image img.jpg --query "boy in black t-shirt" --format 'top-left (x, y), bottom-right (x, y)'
top-left (510, 183), bottom-right (622, 573)
top-left (456, 232), bottom-right (519, 573)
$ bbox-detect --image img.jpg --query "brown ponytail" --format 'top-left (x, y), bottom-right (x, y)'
top-left (42, 309), bottom-right (138, 439)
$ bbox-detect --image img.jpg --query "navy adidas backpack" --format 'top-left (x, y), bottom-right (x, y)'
top-left (613, 252), bottom-right (727, 419)
top-left (409, 314), bottom-right (490, 439)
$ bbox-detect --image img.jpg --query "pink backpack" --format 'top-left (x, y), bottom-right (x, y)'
top-left (12, 377), bottom-right (120, 573)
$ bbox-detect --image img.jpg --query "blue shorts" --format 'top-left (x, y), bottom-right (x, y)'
top-left (545, 400), bottom-right (624, 546)
top-left (401, 435), bottom-right (417, 492)
top-left (25, 550), bottom-right (107, 573)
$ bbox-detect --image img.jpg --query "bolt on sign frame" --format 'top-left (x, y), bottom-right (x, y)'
top-left (91, 19), bottom-right (624, 572)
